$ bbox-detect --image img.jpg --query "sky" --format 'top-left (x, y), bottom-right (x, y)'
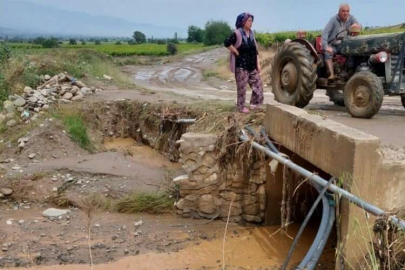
top-left (1, 0), bottom-right (405, 36)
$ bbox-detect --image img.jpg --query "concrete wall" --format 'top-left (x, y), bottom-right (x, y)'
top-left (264, 103), bottom-right (405, 268)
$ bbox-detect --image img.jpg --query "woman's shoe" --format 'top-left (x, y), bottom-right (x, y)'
top-left (240, 107), bottom-right (250, 114)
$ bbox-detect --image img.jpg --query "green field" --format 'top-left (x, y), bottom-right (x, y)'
top-left (7, 42), bottom-right (207, 56)
top-left (256, 24), bottom-right (405, 47)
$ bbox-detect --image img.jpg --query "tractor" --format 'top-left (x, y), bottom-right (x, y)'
top-left (271, 30), bottom-right (405, 118)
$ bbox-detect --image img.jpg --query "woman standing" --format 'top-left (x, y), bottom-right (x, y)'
top-left (224, 12), bottom-right (263, 113)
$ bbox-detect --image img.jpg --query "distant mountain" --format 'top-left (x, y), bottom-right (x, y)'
top-left (0, 0), bottom-right (185, 38)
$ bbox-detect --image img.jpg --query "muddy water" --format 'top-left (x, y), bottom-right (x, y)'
top-left (10, 223), bottom-right (334, 270)
top-left (103, 137), bottom-right (182, 170)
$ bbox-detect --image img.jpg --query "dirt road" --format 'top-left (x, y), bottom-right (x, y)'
top-left (120, 47), bottom-right (405, 152)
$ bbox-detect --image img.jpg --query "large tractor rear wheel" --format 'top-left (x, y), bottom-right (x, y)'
top-left (344, 71), bottom-right (384, 118)
top-left (271, 42), bottom-right (317, 108)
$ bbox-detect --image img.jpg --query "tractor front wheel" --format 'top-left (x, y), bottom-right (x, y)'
top-left (344, 71), bottom-right (384, 118)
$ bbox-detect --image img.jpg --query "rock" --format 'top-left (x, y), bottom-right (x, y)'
top-left (6, 112), bottom-right (15, 120)
top-left (18, 141), bottom-right (25, 148)
top-left (12, 166), bottom-right (21, 170)
top-left (0, 193), bottom-right (4, 199)
top-left (60, 99), bottom-right (72, 104)
top-left (185, 194), bottom-right (197, 202)
top-left (3, 101), bottom-right (15, 114)
top-left (80, 87), bottom-right (91, 96)
top-left (24, 86), bottom-right (33, 93)
top-left (243, 203), bottom-right (260, 216)
top-left (219, 86), bottom-right (229, 90)
top-left (242, 215), bottom-right (262, 223)
top-left (103, 74), bottom-right (112, 80)
top-left (28, 153), bottom-right (36, 159)
top-left (199, 195), bottom-right (216, 214)
top-left (94, 224), bottom-right (101, 228)
top-left (42, 105), bottom-right (50, 111)
top-left (18, 137), bottom-right (29, 143)
top-left (72, 94), bottom-right (84, 102)
top-left (40, 90), bottom-right (48, 96)
top-left (75, 81), bottom-right (86, 88)
top-left (134, 220), bottom-right (143, 227)
top-left (70, 86), bottom-right (79, 95)
top-left (62, 92), bottom-right (73, 100)
top-left (6, 120), bottom-right (17, 127)
top-left (34, 108), bottom-right (41, 113)
top-left (6, 219), bottom-right (13, 225)
top-left (175, 199), bottom-right (185, 210)
top-left (13, 97), bottom-right (26, 107)
top-left (44, 75), bottom-right (51, 80)
top-left (42, 208), bottom-right (69, 218)
top-left (1, 188), bottom-right (13, 196)
top-left (0, 114), bottom-right (5, 124)
top-left (29, 97), bottom-right (38, 103)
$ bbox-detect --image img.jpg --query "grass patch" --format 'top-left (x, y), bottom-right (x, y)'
top-left (63, 114), bottom-right (92, 150)
top-left (52, 106), bottom-right (93, 151)
top-left (115, 192), bottom-right (174, 214)
top-left (203, 70), bottom-right (219, 79)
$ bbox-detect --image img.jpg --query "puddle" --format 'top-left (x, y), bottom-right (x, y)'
top-left (174, 68), bottom-right (192, 82)
top-left (103, 137), bottom-right (182, 170)
top-left (134, 71), bottom-right (154, 81)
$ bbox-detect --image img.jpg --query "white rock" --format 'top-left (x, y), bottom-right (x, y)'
top-left (6, 220), bottom-right (13, 225)
top-left (18, 141), bottom-right (25, 148)
top-left (134, 220), bottom-right (143, 227)
top-left (44, 75), bottom-right (51, 80)
top-left (24, 86), bottom-right (33, 93)
top-left (18, 137), bottom-right (29, 143)
top-left (103, 74), bottom-right (112, 81)
top-left (28, 153), bottom-right (36, 159)
top-left (42, 208), bottom-right (69, 218)
top-left (42, 105), bottom-right (50, 111)
top-left (0, 114), bottom-right (6, 124)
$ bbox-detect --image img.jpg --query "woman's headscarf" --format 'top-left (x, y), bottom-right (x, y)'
top-left (235, 12), bottom-right (254, 29)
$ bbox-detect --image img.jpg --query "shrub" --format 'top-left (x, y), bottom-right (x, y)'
top-left (167, 42), bottom-right (177, 55)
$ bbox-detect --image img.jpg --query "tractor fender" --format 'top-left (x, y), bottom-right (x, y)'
top-left (292, 39), bottom-right (320, 63)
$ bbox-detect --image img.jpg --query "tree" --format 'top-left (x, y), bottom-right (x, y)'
top-left (42, 37), bottom-right (59, 48)
top-left (128, 40), bottom-right (135, 45)
top-left (69, 39), bottom-right (77, 45)
top-left (187, 25), bottom-right (204, 43)
top-left (115, 41), bottom-right (122, 45)
top-left (133, 31), bottom-right (146, 44)
top-left (95, 40), bottom-right (101, 45)
top-left (203, 20), bottom-right (231, 46)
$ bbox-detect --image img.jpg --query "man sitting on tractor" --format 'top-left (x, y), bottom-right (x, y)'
top-left (322, 3), bottom-right (361, 80)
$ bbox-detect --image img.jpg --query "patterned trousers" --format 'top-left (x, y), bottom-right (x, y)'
top-left (235, 68), bottom-right (264, 111)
